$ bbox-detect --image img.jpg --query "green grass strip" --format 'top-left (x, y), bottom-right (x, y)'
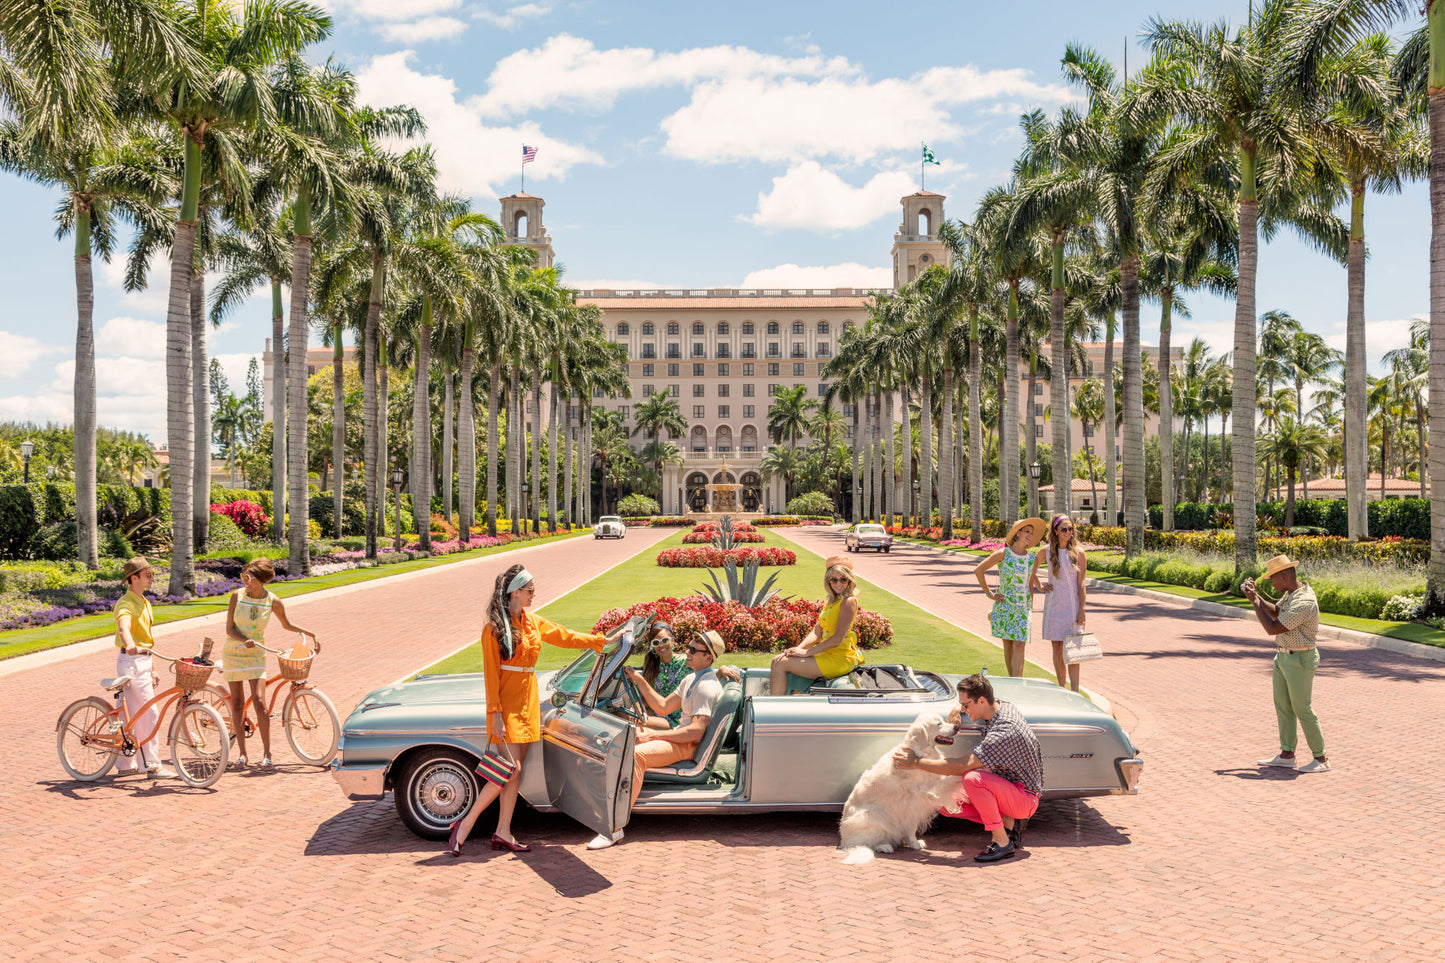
top-left (423, 528), bottom-right (1052, 679)
top-left (0, 530), bottom-right (589, 662)
top-left (902, 537), bottom-right (1445, 650)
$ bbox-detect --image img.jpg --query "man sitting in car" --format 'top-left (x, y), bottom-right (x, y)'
top-left (596, 630), bottom-right (728, 849)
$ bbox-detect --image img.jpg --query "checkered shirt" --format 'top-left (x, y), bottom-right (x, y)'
top-left (1274, 583), bottom-right (1319, 652)
top-left (973, 700), bottom-right (1043, 796)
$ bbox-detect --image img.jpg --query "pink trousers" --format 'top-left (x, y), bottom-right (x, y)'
top-left (939, 769), bottom-right (1038, 832)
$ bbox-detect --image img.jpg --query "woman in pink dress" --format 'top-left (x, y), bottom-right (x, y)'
top-left (1029, 514), bottom-right (1087, 691)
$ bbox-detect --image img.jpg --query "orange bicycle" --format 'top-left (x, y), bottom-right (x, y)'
top-left (56, 653), bottom-right (230, 788)
top-left (197, 639), bottom-right (340, 766)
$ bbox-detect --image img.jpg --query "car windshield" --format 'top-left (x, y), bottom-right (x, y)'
top-left (548, 615), bottom-right (648, 701)
top-left (857, 525), bottom-right (885, 534)
top-left (599, 516), bottom-right (621, 523)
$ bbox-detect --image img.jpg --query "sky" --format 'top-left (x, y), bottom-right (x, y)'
top-left (0, 0), bottom-right (1429, 447)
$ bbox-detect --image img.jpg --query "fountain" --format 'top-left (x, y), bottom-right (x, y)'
top-left (704, 457), bottom-right (743, 514)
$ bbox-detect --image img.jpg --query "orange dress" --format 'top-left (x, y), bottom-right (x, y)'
top-left (483, 609), bottom-right (605, 744)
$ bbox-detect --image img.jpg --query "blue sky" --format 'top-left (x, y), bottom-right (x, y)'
top-left (0, 0), bottom-right (1428, 445)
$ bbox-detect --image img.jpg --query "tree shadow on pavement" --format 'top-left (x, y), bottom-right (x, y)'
top-left (1213, 766), bottom-right (1304, 781)
top-left (39, 776), bottom-right (220, 799)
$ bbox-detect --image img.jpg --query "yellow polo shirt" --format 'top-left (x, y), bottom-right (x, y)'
top-left (113, 591), bottom-right (154, 650)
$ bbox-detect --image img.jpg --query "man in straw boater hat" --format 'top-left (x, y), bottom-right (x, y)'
top-left (1242, 555), bottom-right (1330, 774)
top-left (111, 556), bottom-right (176, 779)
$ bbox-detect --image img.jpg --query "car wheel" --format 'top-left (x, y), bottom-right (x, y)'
top-left (395, 747), bottom-right (479, 840)
top-left (883, 547), bottom-right (890, 554)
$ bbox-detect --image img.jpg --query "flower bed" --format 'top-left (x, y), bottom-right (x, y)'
top-left (646, 516), bottom-right (697, 527)
top-left (753, 516), bottom-right (800, 526)
top-left (693, 521), bottom-right (757, 533)
top-left (656, 546), bottom-right (796, 567)
top-left (682, 530), bottom-right (766, 544)
top-left (211, 499), bottom-right (269, 538)
top-left (594, 595), bottom-right (892, 653)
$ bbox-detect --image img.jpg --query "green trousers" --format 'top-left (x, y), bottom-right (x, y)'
top-left (1273, 648), bottom-right (1325, 757)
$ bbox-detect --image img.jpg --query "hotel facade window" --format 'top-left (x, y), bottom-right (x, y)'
top-left (693, 363), bottom-right (705, 376)
top-left (667, 321), bottom-right (679, 334)
top-left (670, 384), bottom-right (679, 397)
top-left (618, 405), bottom-right (629, 420)
top-left (743, 383), bottom-right (754, 397)
top-left (792, 321), bottom-right (804, 334)
top-left (742, 363), bottom-right (754, 376)
top-left (743, 405), bottom-right (755, 419)
top-left (693, 405), bottom-right (705, 419)
top-left (642, 363), bottom-right (654, 376)
top-left (742, 321), bottom-right (754, 334)
top-left (668, 363), bottom-right (679, 376)
top-left (642, 385), bottom-right (655, 396)
top-left (718, 363), bottom-right (729, 376)
top-left (617, 322), bottom-right (629, 335)
top-left (716, 343), bottom-right (731, 358)
top-left (718, 321), bottom-right (729, 334)
top-left (666, 343), bottom-right (680, 358)
top-left (692, 321), bottom-right (704, 334)
top-left (818, 321), bottom-right (829, 334)
top-left (791, 342), bottom-right (806, 357)
top-left (793, 363), bottom-right (805, 376)
top-left (693, 384), bottom-right (705, 397)
top-left (742, 342), bottom-right (755, 358)
top-left (767, 321), bottom-right (779, 334)
top-left (718, 384), bottom-right (730, 397)
top-left (817, 384), bottom-right (827, 396)
top-left (692, 343), bottom-right (705, 357)
top-left (718, 405), bottom-right (729, 418)
top-left (767, 342), bottom-right (780, 357)
top-left (768, 363), bottom-right (779, 376)
top-left (816, 342), bottom-right (830, 357)
top-left (642, 322), bottom-right (654, 335)
top-left (641, 342), bottom-right (655, 358)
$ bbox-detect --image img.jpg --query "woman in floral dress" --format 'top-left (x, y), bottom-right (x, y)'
top-left (973, 518), bottom-right (1044, 677)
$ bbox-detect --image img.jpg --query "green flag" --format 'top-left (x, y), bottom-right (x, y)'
top-left (922, 145), bottom-right (940, 165)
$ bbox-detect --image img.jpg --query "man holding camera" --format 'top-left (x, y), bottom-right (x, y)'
top-left (1242, 554), bottom-right (1329, 774)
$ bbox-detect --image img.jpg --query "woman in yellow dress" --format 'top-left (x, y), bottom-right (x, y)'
top-left (448, 563), bottom-right (629, 856)
top-left (769, 555), bottom-right (863, 695)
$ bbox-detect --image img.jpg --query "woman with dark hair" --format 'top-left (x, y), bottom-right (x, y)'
top-left (638, 621), bottom-right (689, 727)
top-left (447, 563), bottom-right (627, 857)
top-left (1029, 513), bottom-right (1087, 692)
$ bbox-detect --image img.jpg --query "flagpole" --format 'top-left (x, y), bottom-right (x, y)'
top-left (921, 141), bottom-right (925, 192)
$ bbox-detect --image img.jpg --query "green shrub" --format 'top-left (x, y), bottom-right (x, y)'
top-left (1203, 570), bottom-right (1233, 594)
top-left (206, 512), bottom-right (252, 553)
top-left (29, 521), bottom-right (132, 561)
top-left (616, 493), bottom-right (661, 517)
top-left (309, 481), bottom-right (366, 536)
top-left (209, 487), bottom-right (273, 516)
top-left (785, 491), bottom-right (836, 517)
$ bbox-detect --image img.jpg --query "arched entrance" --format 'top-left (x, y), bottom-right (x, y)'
top-left (690, 425), bottom-right (708, 453)
top-left (715, 425), bottom-right (733, 453)
top-left (686, 472), bottom-right (708, 513)
top-left (741, 471), bottom-right (762, 512)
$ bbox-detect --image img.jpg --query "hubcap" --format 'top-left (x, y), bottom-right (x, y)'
top-left (415, 762), bottom-right (471, 826)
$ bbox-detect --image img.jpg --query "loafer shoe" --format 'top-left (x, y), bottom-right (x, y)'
top-left (146, 766), bottom-right (177, 780)
top-left (586, 830), bottom-right (623, 850)
top-left (974, 840), bottom-right (1016, 863)
top-left (1257, 754), bottom-right (1298, 769)
top-left (1296, 758), bottom-right (1331, 773)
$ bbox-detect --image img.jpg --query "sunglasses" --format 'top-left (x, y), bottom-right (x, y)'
top-left (686, 645), bottom-right (709, 655)
top-left (827, 576), bottom-right (851, 584)
top-left (652, 637), bottom-right (676, 647)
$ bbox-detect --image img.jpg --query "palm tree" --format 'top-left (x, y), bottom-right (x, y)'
top-left (1382, 317), bottom-right (1429, 496)
top-left (760, 445), bottom-right (803, 506)
top-left (1072, 376), bottom-right (1107, 514)
top-left (767, 384), bottom-right (814, 462)
top-left (1283, 329), bottom-right (1343, 499)
top-left (1260, 417), bottom-right (1331, 527)
top-left (632, 391), bottom-right (688, 483)
top-left (939, 219), bottom-right (997, 541)
top-left (1143, 6), bottom-right (1349, 569)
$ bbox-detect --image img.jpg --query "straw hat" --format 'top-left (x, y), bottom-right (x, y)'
top-left (697, 630), bottom-right (726, 661)
top-left (824, 555), bottom-right (854, 572)
top-left (1004, 517), bottom-right (1046, 549)
top-left (121, 556), bottom-right (153, 581)
top-left (1261, 554), bottom-right (1299, 580)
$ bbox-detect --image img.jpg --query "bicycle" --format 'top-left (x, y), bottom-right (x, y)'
top-left (196, 637), bottom-right (340, 767)
top-left (56, 652), bottom-right (230, 788)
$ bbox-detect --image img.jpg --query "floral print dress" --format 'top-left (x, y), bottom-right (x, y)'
top-left (652, 658), bottom-right (692, 726)
top-left (988, 548), bottom-right (1035, 643)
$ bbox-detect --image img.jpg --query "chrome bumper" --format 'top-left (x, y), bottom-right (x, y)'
top-left (1109, 757), bottom-right (1144, 795)
top-left (331, 761), bottom-right (388, 800)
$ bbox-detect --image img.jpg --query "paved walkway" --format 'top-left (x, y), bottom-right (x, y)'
top-left (5, 525), bottom-right (1443, 961)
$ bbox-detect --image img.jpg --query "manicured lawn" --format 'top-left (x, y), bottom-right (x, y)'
top-left (905, 537), bottom-right (1445, 649)
top-left (423, 528), bottom-right (1051, 679)
top-left (0, 530), bottom-right (589, 662)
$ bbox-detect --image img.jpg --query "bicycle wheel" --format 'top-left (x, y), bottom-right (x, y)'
top-left (283, 688), bottom-right (340, 766)
top-left (194, 684), bottom-right (236, 744)
top-left (56, 697), bottom-right (120, 781)
top-left (170, 702), bottom-right (228, 788)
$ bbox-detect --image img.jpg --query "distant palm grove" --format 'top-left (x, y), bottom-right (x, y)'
top-left (2, 0), bottom-right (1444, 610)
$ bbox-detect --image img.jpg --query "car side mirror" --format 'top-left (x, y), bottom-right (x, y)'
top-left (550, 691), bottom-right (567, 709)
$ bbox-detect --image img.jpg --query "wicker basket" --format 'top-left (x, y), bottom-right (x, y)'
top-left (277, 650), bottom-right (313, 682)
top-left (172, 659), bottom-right (214, 692)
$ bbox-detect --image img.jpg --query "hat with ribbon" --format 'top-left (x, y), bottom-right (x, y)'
top-left (1261, 554), bottom-right (1299, 581)
top-left (1004, 517), bottom-right (1046, 549)
top-left (824, 555), bottom-right (854, 572)
top-left (121, 556), bottom-right (153, 582)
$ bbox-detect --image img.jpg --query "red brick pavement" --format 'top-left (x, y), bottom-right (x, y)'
top-left (4, 526), bottom-right (1444, 961)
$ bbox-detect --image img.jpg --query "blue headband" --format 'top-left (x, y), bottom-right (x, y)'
top-left (507, 569), bottom-right (534, 594)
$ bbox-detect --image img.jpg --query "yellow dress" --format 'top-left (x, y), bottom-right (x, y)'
top-left (811, 598), bottom-right (863, 678)
top-left (482, 610), bottom-right (605, 744)
top-left (223, 589), bottom-right (274, 682)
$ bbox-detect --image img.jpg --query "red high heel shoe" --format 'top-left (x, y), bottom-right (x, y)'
top-left (447, 821), bottom-right (463, 857)
top-left (491, 833), bottom-right (531, 853)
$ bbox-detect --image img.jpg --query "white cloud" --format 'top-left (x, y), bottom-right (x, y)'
top-left (739, 263), bottom-right (893, 290)
top-left (0, 331), bottom-right (62, 376)
top-left (476, 2), bottom-right (553, 30)
top-left (746, 162), bottom-right (915, 232)
top-left (356, 51), bottom-right (604, 197)
top-left (99, 255), bottom-right (170, 316)
top-left (95, 316), bottom-right (166, 357)
top-left (323, 0), bottom-right (461, 22)
top-left (377, 16), bottom-right (468, 42)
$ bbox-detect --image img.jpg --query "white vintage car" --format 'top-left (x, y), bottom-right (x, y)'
top-left (593, 515), bottom-right (626, 539)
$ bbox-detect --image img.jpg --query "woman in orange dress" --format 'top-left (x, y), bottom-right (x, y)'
top-left (448, 563), bottom-right (626, 856)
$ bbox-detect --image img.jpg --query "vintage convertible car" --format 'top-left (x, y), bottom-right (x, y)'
top-left (846, 523), bottom-right (894, 553)
top-left (593, 515), bottom-right (626, 539)
top-left (332, 622), bottom-right (1142, 841)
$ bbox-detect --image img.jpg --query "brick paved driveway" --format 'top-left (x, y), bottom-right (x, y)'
top-left (4, 526), bottom-right (1443, 962)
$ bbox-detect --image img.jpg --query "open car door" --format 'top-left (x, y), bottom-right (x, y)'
top-left (539, 624), bottom-right (643, 838)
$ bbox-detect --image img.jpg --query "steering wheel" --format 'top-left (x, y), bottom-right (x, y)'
top-left (616, 670), bottom-right (650, 726)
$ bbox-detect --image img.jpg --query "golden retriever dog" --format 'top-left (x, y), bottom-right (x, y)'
top-left (838, 712), bottom-right (958, 865)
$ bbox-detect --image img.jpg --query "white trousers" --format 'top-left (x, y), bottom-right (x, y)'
top-left (115, 651), bottom-right (162, 771)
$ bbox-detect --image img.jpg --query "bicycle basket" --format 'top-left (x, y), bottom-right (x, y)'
top-left (277, 650), bottom-right (313, 682)
top-left (172, 659), bottom-right (214, 692)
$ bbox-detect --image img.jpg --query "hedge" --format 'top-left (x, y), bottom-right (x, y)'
top-left (0, 483), bottom-right (171, 560)
top-left (1148, 498), bottom-right (1429, 540)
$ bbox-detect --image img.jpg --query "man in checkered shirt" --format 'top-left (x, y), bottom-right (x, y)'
top-left (893, 672), bottom-right (1042, 863)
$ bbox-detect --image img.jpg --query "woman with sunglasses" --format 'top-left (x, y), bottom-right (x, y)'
top-left (1029, 513), bottom-right (1088, 691)
top-left (637, 621), bottom-right (691, 727)
top-left (768, 555), bottom-right (863, 694)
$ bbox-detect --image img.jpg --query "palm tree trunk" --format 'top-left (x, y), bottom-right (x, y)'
top-left (165, 139), bottom-right (199, 596)
top-left (1285, 466), bottom-right (1297, 528)
top-left (287, 200), bottom-right (312, 574)
top-left (1346, 177), bottom-right (1369, 539)
top-left (1084, 419), bottom-right (1099, 514)
top-left (364, 253), bottom-right (383, 558)
top-left (458, 338), bottom-right (473, 542)
top-left (883, 390), bottom-right (896, 525)
top-left (1004, 283), bottom-right (1021, 526)
top-left (510, 365), bottom-right (523, 529)
top-left (549, 376), bottom-right (560, 533)
top-left (191, 265), bottom-right (209, 554)
top-left (1158, 289), bottom-right (1175, 530)
top-left (851, 401), bottom-right (861, 523)
top-left (442, 368), bottom-right (454, 528)
top-left (380, 343), bottom-right (391, 542)
top-left (969, 309), bottom-right (984, 542)
top-left (1103, 312), bottom-right (1118, 527)
top-left (73, 202), bottom-right (98, 569)
top-left (1122, 252), bottom-right (1146, 557)
top-left (899, 384), bottom-right (913, 525)
top-left (486, 359), bottom-right (500, 537)
top-left (1202, 417), bottom-right (1210, 505)
top-left (1025, 354), bottom-right (1039, 517)
top-left (270, 278), bottom-right (286, 544)
top-left (531, 366), bottom-right (543, 532)
top-left (940, 365), bottom-right (954, 539)
top-left (1050, 238), bottom-right (1070, 517)
top-left (412, 297), bottom-right (433, 551)
top-left (582, 403), bottom-right (593, 524)
top-left (1233, 145), bottom-right (1260, 573)
top-left (920, 364), bottom-right (933, 527)
top-left (331, 321), bottom-right (344, 539)
top-left (563, 392), bottom-right (574, 530)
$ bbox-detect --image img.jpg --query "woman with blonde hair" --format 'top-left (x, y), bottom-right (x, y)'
top-left (1029, 513), bottom-right (1087, 691)
top-left (769, 555), bottom-right (863, 694)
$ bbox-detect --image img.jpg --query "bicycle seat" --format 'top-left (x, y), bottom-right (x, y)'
top-left (100, 676), bottom-right (132, 691)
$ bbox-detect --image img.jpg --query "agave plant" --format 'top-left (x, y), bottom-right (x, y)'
top-left (712, 514), bottom-right (737, 551)
top-left (697, 556), bottom-right (788, 607)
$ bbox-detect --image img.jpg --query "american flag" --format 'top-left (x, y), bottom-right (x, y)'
top-left (522, 145), bottom-right (538, 164)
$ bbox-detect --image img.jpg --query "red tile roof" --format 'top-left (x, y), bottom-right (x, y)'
top-left (578, 295), bottom-right (873, 309)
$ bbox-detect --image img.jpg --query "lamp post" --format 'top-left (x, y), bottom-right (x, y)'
top-left (392, 467), bottom-right (404, 552)
top-left (912, 477), bottom-right (920, 528)
top-left (20, 439), bottom-right (34, 484)
top-left (47, 464), bottom-right (56, 481)
top-left (522, 481), bottom-right (530, 534)
top-left (1029, 460), bottom-right (1042, 515)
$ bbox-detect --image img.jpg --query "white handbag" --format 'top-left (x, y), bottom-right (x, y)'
top-left (1063, 625), bottom-right (1102, 664)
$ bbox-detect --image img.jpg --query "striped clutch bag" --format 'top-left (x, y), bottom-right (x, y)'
top-left (475, 747), bottom-right (518, 787)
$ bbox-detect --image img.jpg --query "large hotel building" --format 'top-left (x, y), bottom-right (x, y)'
top-left (265, 190), bottom-right (1174, 515)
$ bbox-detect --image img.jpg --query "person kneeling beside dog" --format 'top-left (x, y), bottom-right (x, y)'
top-left (892, 672), bottom-right (1042, 863)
